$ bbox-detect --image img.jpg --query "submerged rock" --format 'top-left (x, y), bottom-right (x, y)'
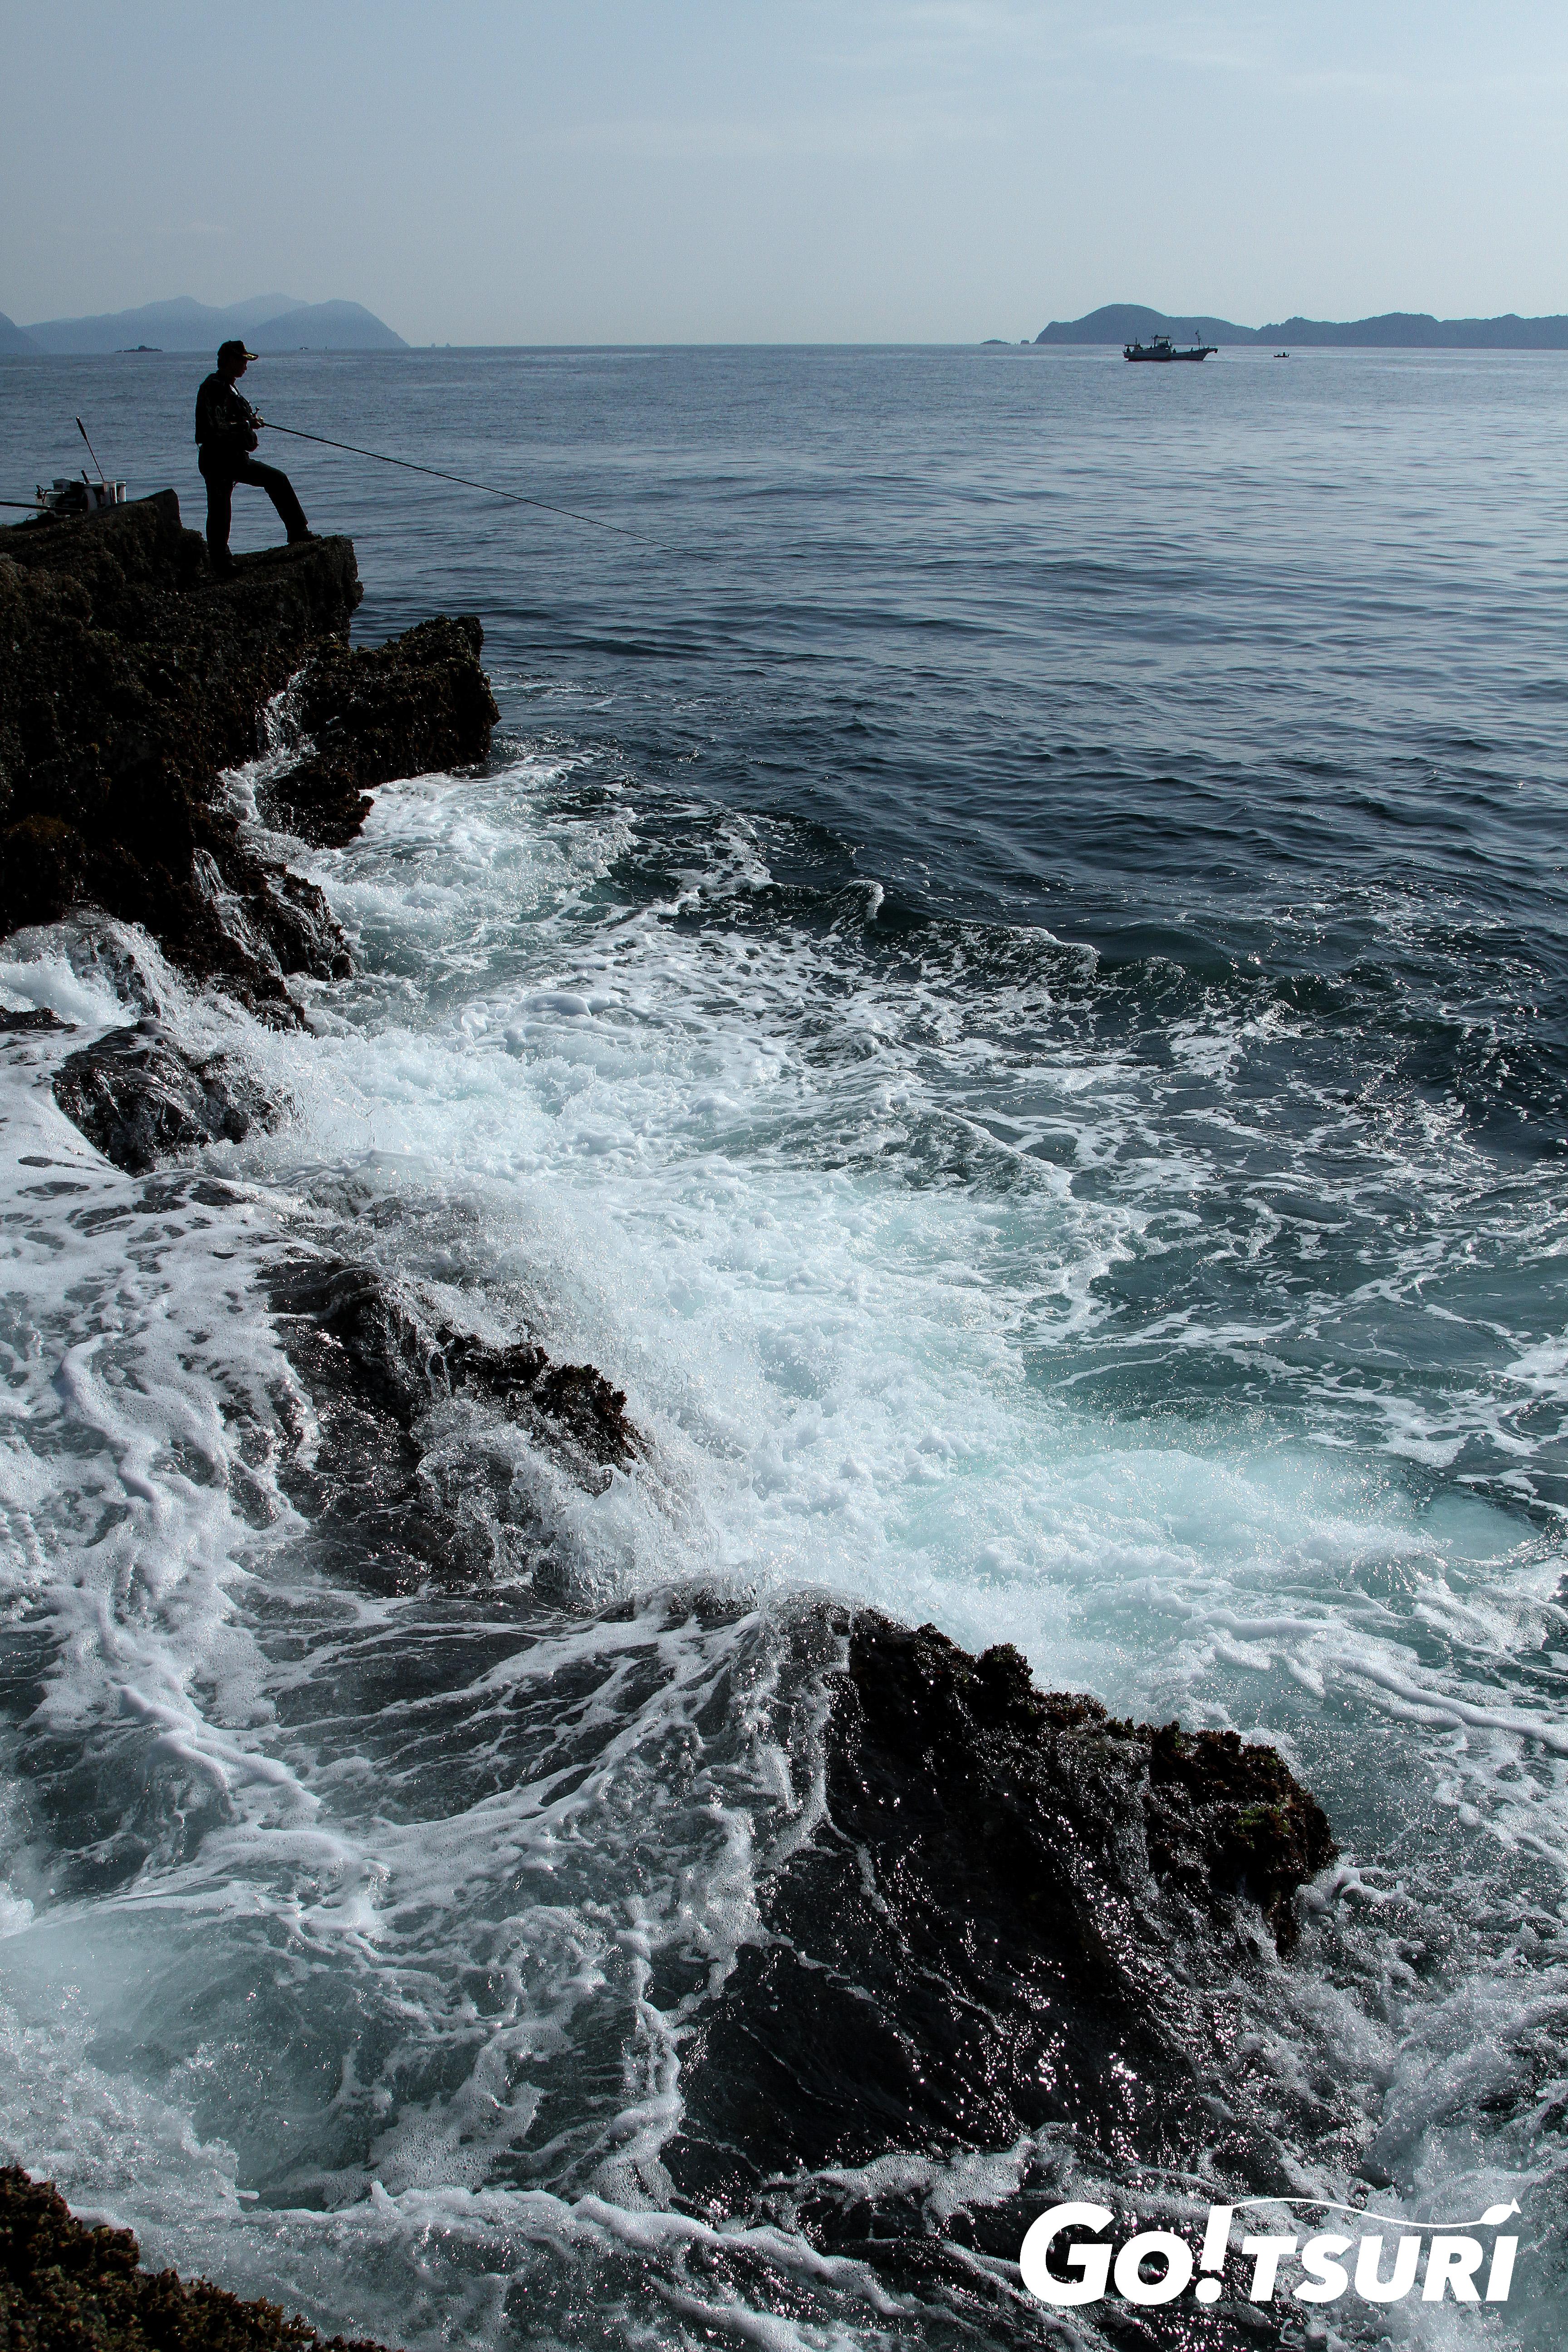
top-left (262, 616), bottom-right (499, 845)
top-left (268, 1256), bottom-right (637, 1468)
top-left (264, 1256), bottom-right (640, 1584)
top-left (52, 1020), bottom-right (271, 1175)
top-left (0, 1007), bottom-right (74, 1034)
top-left (0, 2166), bottom-right (394, 2352)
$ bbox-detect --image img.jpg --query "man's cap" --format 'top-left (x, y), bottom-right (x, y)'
top-left (217, 338), bottom-right (259, 365)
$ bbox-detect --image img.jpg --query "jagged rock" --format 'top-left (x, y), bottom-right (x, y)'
top-left (52, 1021), bottom-right (270, 1174)
top-left (0, 495), bottom-right (495, 1008)
top-left (262, 1257), bottom-right (639, 1583)
top-left (0, 2166), bottom-right (395, 2352)
top-left (0, 494), bottom-right (359, 1007)
top-left (267, 1257), bottom-right (637, 1470)
top-left (263, 617), bottom-right (499, 845)
top-left (664, 1612), bottom-right (1334, 2332)
top-left (1, 1006), bottom-right (74, 1034)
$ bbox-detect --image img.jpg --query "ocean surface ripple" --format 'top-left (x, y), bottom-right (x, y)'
top-left (2, 345), bottom-right (1567, 2346)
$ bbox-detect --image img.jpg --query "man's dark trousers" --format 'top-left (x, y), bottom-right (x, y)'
top-left (200, 447), bottom-right (309, 567)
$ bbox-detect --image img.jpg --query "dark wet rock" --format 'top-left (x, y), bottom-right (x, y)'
top-left (53, 1021), bottom-right (270, 1174)
top-left (0, 2166), bottom-right (395, 2352)
top-left (438, 1326), bottom-right (640, 1468)
top-left (0, 493), bottom-right (358, 1009)
top-left (1141, 1709), bottom-right (1333, 1949)
top-left (1, 493), bottom-right (495, 1009)
top-left (268, 1257), bottom-right (637, 1467)
top-left (664, 1612), bottom-right (1334, 2337)
top-left (263, 1257), bottom-right (639, 1583)
top-left (1, 1006), bottom-right (74, 1033)
top-left (262, 617), bottom-right (499, 846)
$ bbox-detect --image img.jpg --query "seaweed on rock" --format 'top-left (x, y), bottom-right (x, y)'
top-left (0, 2169), bottom-right (395, 2352)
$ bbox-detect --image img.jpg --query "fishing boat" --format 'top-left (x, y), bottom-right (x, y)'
top-left (1123, 334), bottom-right (1217, 363)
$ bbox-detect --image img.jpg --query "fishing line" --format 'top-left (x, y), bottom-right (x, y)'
top-left (260, 420), bottom-right (651, 544)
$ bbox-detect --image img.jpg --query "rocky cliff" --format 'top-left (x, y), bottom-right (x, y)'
top-left (0, 492), bottom-right (496, 1009)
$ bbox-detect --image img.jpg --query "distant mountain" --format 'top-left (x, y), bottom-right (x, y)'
top-left (23, 297), bottom-right (241, 353)
top-left (0, 310), bottom-right (41, 355)
top-left (1254, 311), bottom-right (1568, 348)
top-left (21, 294), bottom-right (407, 354)
top-left (1035, 304), bottom-right (1256, 347)
top-left (1035, 303), bottom-right (1568, 349)
top-left (246, 301), bottom-right (407, 353)
top-left (225, 294), bottom-right (305, 325)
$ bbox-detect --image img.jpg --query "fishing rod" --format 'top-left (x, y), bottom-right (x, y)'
top-left (259, 420), bottom-right (649, 544)
top-left (76, 416), bottom-right (108, 478)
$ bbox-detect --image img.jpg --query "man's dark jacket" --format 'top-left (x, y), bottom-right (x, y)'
top-left (194, 375), bottom-right (259, 468)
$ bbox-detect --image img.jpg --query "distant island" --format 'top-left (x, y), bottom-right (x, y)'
top-left (0, 294), bottom-right (407, 356)
top-left (1032, 303), bottom-right (1568, 349)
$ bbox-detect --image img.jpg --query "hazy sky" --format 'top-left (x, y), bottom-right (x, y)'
top-left (4, 1), bottom-right (1566, 341)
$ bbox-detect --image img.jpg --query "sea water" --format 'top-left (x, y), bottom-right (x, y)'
top-left (1, 345), bottom-right (1566, 2345)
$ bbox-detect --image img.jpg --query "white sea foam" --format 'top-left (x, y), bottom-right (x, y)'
top-left (2, 760), bottom-right (1565, 2343)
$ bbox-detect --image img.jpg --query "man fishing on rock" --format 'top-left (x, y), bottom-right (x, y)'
top-left (195, 339), bottom-right (312, 578)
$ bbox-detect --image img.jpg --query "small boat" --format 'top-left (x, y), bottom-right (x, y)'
top-left (1123, 333), bottom-right (1217, 363)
